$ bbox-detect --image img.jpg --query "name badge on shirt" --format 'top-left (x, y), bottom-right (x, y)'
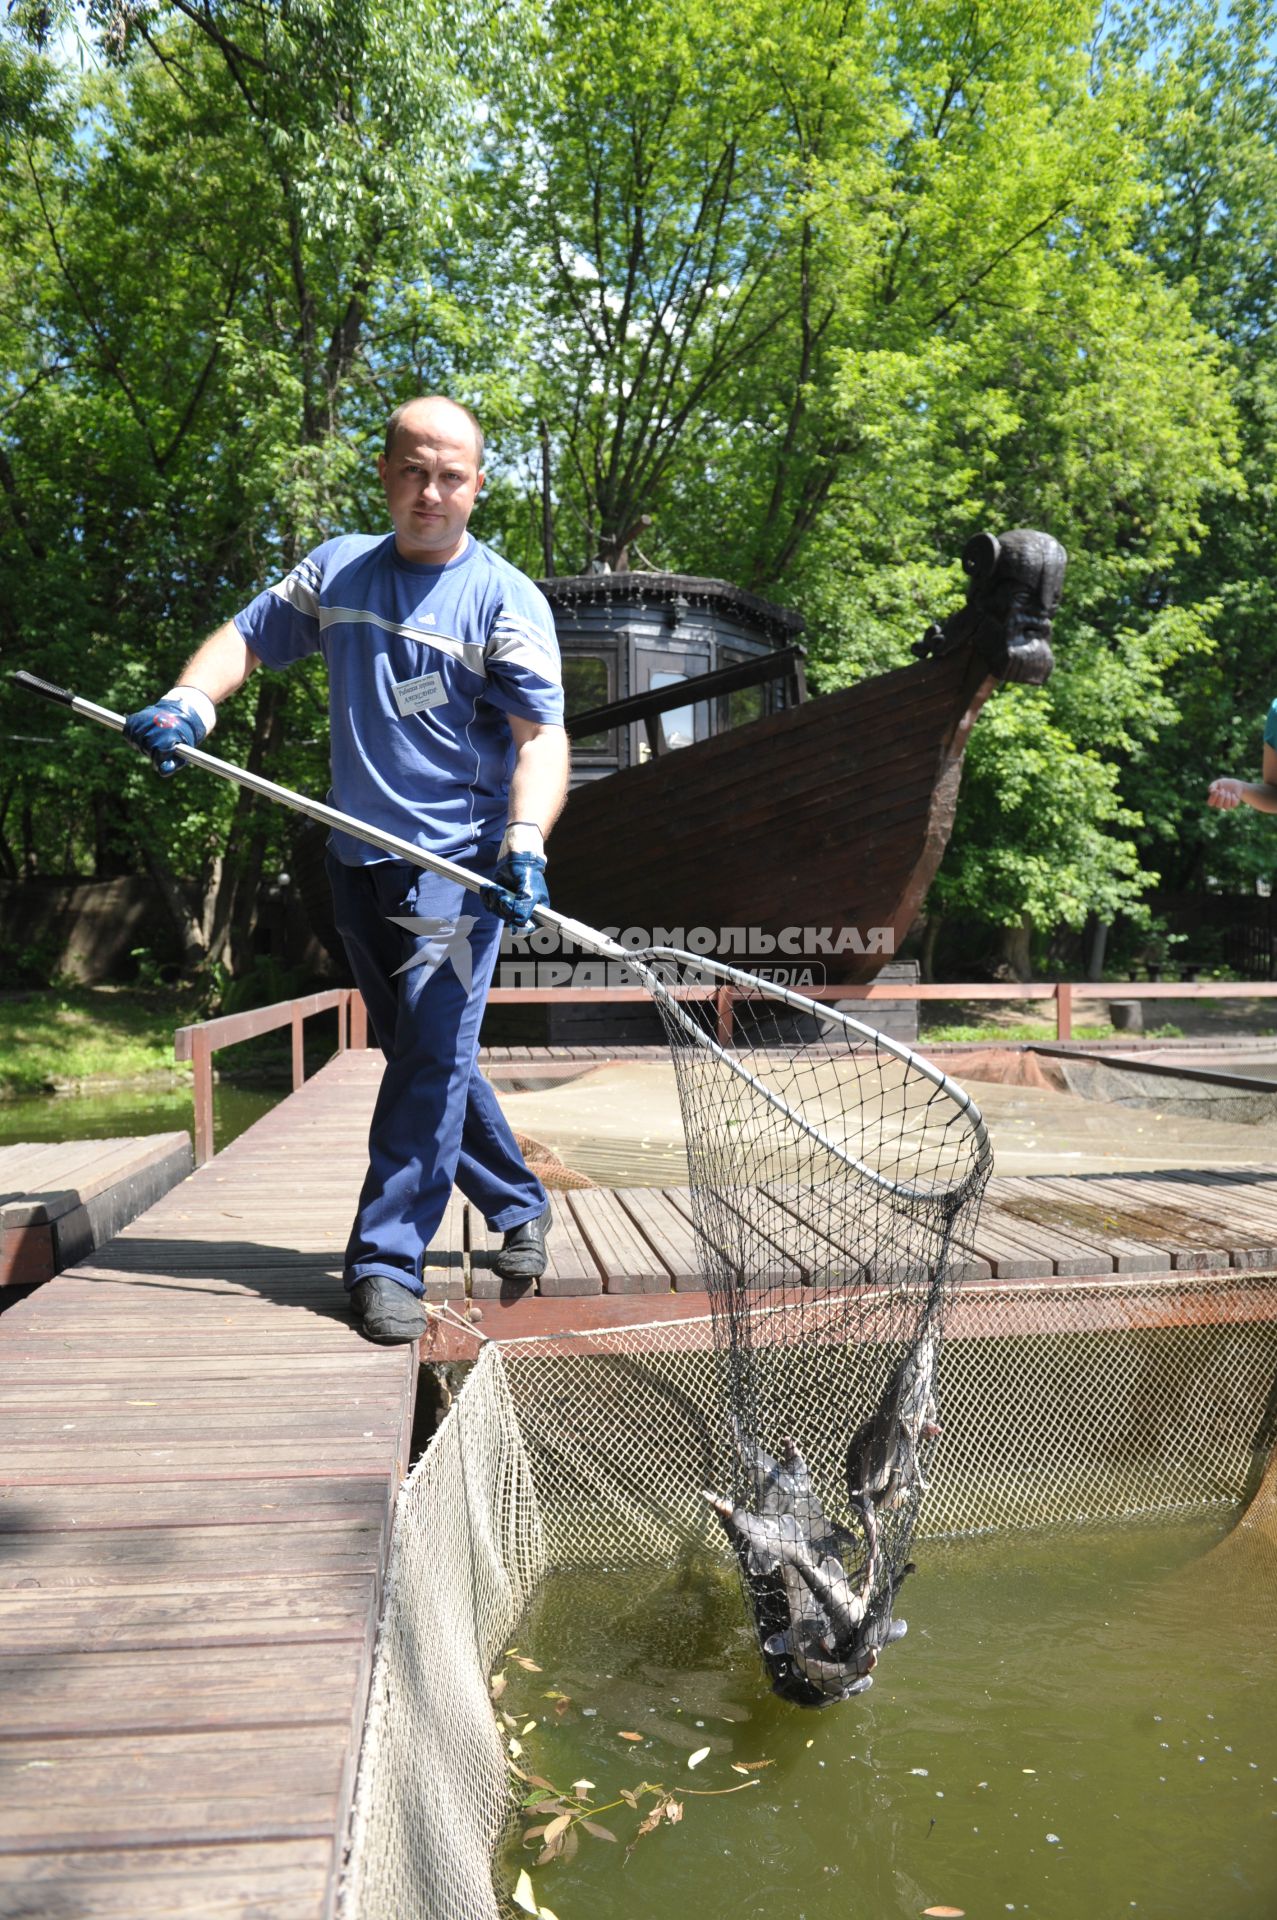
top-left (391, 670), bottom-right (446, 717)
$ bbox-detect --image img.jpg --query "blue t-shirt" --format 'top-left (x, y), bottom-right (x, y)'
top-left (234, 533), bottom-right (563, 865)
top-left (1265, 699), bottom-right (1277, 752)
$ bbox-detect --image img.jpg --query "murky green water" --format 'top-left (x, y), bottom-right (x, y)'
top-left (497, 1516), bottom-right (1277, 1920)
top-left (0, 1080), bottom-right (278, 1154)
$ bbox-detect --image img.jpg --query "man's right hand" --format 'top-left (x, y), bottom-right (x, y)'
top-left (123, 689), bottom-right (213, 777)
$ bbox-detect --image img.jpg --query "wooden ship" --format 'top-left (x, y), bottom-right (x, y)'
top-left (545, 529), bottom-right (1066, 982)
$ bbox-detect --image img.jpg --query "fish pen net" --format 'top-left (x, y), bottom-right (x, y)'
top-left (341, 1277), bottom-right (1277, 1920)
top-left (641, 953), bottom-right (991, 1704)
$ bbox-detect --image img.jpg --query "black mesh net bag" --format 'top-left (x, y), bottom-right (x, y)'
top-left (634, 950), bottom-right (992, 1705)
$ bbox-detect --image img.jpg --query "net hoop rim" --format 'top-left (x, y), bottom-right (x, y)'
top-left (628, 945), bottom-right (993, 1196)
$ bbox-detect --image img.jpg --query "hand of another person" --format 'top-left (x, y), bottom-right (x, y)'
top-left (123, 690), bottom-right (211, 777)
top-left (481, 851), bottom-right (550, 928)
top-left (1207, 777), bottom-right (1246, 810)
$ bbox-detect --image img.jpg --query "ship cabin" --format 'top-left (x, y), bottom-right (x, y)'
top-left (537, 570), bottom-right (807, 785)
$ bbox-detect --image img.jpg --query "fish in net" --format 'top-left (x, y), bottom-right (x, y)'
top-left (631, 950), bottom-right (992, 1705)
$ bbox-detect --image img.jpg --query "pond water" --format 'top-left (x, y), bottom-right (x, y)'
top-left (0, 1080), bottom-right (279, 1155)
top-left (497, 1515), bottom-right (1277, 1920)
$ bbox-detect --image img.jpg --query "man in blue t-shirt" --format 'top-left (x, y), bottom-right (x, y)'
top-left (124, 397), bottom-right (571, 1343)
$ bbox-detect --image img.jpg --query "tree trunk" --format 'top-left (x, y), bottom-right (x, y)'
top-left (1085, 914), bottom-right (1109, 982)
top-left (919, 912), bottom-right (943, 983)
top-left (998, 915), bottom-right (1034, 982)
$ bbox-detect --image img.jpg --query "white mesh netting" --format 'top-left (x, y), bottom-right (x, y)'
top-left (340, 1274), bottom-right (1277, 1920)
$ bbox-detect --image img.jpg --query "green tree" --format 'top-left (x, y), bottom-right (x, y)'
top-left (0, 0), bottom-right (507, 973)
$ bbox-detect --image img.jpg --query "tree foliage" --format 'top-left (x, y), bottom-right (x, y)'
top-left (1, 0), bottom-right (1271, 986)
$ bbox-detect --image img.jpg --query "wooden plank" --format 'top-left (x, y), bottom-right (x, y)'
top-left (0, 1839), bottom-right (331, 1919)
top-left (0, 1577), bottom-right (377, 1655)
top-left (994, 1175), bottom-right (1232, 1270)
top-left (0, 1476), bottom-right (392, 1533)
top-left (0, 1643), bottom-right (363, 1740)
top-left (565, 1188), bottom-right (670, 1294)
top-left (613, 1187), bottom-right (705, 1290)
top-left (660, 1184), bottom-right (804, 1287)
top-left (423, 1187), bottom-right (467, 1303)
top-left (0, 1222), bottom-right (55, 1288)
top-left (0, 1727), bottom-right (345, 1851)
top-left (0, 1520), bottom-right (385, 1588)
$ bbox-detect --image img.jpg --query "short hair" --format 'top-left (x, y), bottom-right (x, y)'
top-left (383, 396), bottom-right (484, 467)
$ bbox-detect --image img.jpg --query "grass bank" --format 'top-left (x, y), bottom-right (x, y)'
top-left (0, 987), bottom-right (199, 1096)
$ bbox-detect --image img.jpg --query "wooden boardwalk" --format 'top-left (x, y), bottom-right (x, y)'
top-left (4, 1045), bottom-right (1277, 1915)
top-left (0, 1064), bottom-right (415, 1919)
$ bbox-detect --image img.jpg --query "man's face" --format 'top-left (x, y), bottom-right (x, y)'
top-left (379, 403), bottom-right (484, 564)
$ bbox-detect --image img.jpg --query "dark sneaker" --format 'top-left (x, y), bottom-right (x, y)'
top-left (350, 1274), bottom-right (428, 1343)
top-left (492, 1205), bottom-right (551, 1282)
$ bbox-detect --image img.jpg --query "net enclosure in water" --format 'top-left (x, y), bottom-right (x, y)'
top-left (636, 952), bottom-right (992, 1705)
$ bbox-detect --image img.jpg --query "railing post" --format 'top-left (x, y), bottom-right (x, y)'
top-left (336, 991), bottom-right (348, 1053)
top-left (715, 985), bottom-right (734, 1047)
top-left (291, 1005), bottom-right (305, 1090)
top-left (1056, 980), bottom-right (1073, 1042)
top-left (191, 1029), bottom-right (214, 1167)
top-left (349, 990), bottom-right (369, 1050)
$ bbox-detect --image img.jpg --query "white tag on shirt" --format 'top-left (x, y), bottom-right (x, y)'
top-left (391, 670), bottom-right (446, 717)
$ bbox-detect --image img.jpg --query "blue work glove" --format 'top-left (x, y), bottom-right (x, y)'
top-left (481, 851), bottom-right (550, 928)
top-left (123, 688), bottom-right (212, 777)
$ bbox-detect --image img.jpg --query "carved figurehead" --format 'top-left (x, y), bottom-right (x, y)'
top-left (913, 527), bottom-right (1066, 686)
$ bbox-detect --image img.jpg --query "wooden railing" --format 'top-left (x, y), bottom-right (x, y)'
top-left (174, 976), bottom-right (1277, 1164)
top-left (174, 987), bottom-right (367, 1166)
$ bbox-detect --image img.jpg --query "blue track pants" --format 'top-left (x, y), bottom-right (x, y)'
top-left (327, 850), bottom-right (546, 1295)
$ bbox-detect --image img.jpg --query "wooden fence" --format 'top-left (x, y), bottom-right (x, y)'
top-left (172, 977), bottom-right (1277, 1167)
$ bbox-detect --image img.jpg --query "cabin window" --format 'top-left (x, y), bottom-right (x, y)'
top-left (648, 671), bottom-right (696, 751)
top-left (562, 653), bottom-right (617, 759)
top-left (717, 646), bottom-right (778, 732)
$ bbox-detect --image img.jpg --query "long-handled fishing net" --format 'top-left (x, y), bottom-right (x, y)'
top-left (14, 669), bottom-right (991, 1702)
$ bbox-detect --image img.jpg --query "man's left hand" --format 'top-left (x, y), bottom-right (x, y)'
top-left (482, 852), bottom-right (549, 928)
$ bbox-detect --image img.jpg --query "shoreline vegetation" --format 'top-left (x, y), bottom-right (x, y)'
top-left (0, 986), bottom-right (331, 1099)
top-left (6, 985), bottom-right (1277, 1102)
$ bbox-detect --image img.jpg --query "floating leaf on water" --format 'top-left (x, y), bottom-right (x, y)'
top-left (543, 1690), bottom-right (569, 1702)
top-left (500, 1712), bottom-right (519, 1732)
top-left (512, 1656), bottom-right (543, 1673)
top-left (618, 1788), bottom-right (639, 1808)
top-left (537, 1907), bottom-right (560, 1920)
top-left (730, 1760), bottom-right (774, 1772)
top-left (571, 1779), bottom-right (594, 1797)
top-left (541, 1813), bottom-right (573, 1846)
top-left (512, 1870), bottom-right (538, 1913)
top-left (561, 1825), bottom-right (580, 1863)
top-left (581, 1819), bottom-right (617, 1842)
top-left (663, 1797), bottom-right (684, 1824)
top-left (922, 1907), bottom-right (965, 1917)
top-left (618, 1731), bottom-right (644, 1742)
top-left (687, 1747), bottom-right (711, 1769)
top-left (508, 1739), bottom-right (523, 1758)
top-left (526, 1774), bottom-right (558, 1793)
top-left (521, 1720), bottom-right (537, 1734)
top-left (490, 1672), bottom-right (508, 1699)
top-left (522, 1825), bottom-right (549, 1845)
